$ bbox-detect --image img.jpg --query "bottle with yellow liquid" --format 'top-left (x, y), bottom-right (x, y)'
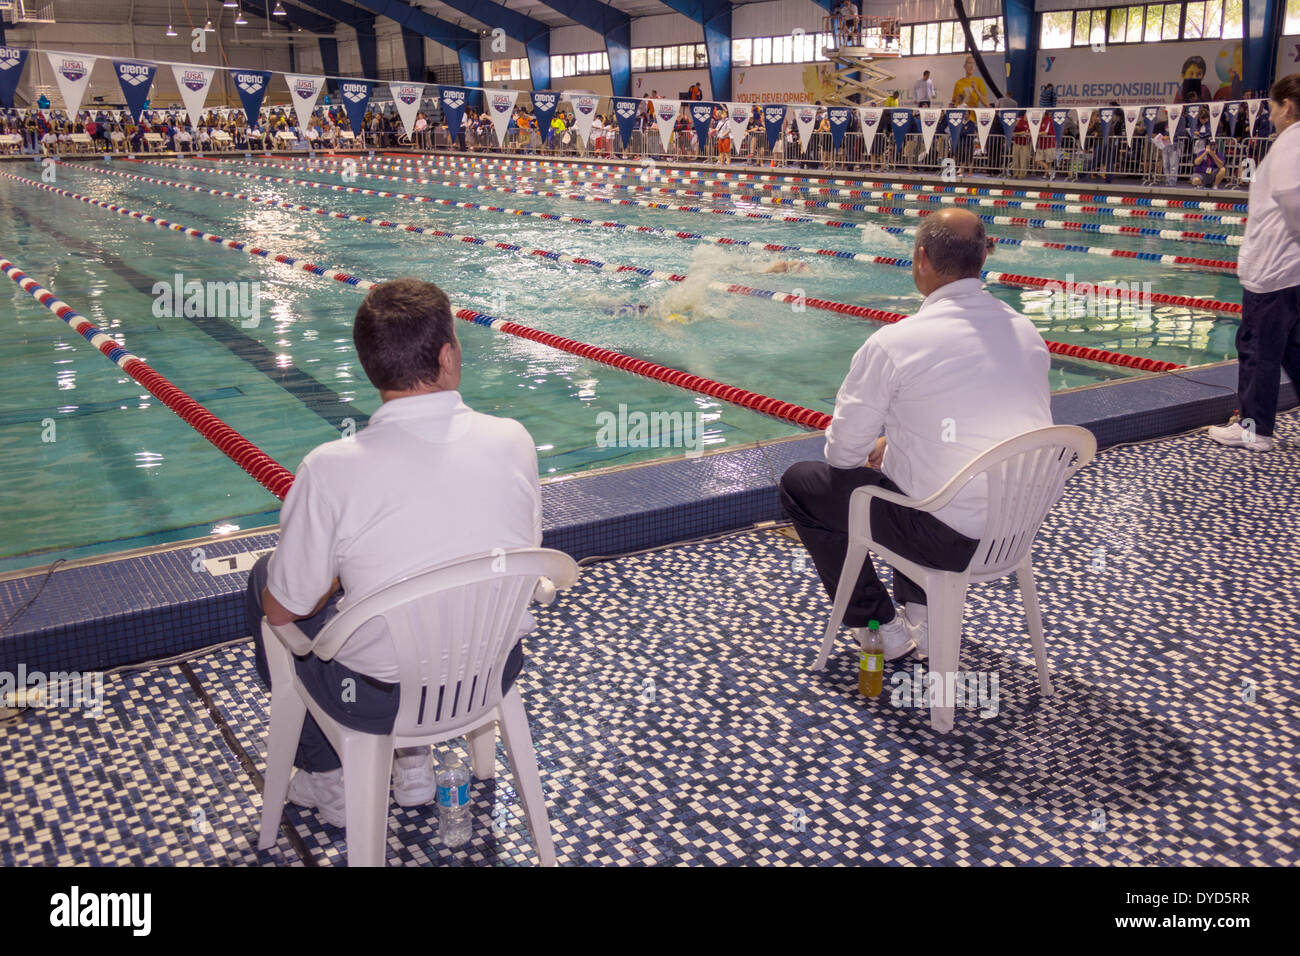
top-left (858, 619), bottom-right (884, 698)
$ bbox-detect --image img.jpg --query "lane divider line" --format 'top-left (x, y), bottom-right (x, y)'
top-left (77, 162), bottom-right (1240, 323)
top-left (0, 255), bottom-right (296, 500)
top-left (0, 169), bottom-right (834, 430)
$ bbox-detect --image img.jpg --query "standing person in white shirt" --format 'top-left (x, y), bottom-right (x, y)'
top-left (913, 70), bottom-right (935, 108)
top-left (1207, 74), bottom-right (1300, 452)
top-left (780, 209), bottom-right (1053, 660)
top-left (244, 278), bottom-right (543, 827)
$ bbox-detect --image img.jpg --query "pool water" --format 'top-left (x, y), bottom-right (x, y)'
top-left (0, 153), bottom-right (1245, 569)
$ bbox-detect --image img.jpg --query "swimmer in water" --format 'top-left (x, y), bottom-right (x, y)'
top-left (607, 302), bottom-right (693, 323)
top-left (763, 260), bottom-right (811, 274)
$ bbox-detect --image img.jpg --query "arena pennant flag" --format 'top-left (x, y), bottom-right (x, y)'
top-left (1142, 105), bottom-right (1159, 139)
top-left (1049, 108), bottom-right (1071, 144)
top-left (997, 109), bottom-right (1019, 146)
top-left (890, 109), bottom-right (912, 153)
top-left (486, 87), bottom-right (519, 146)
top-left (569, 92), bottom-right (600, 145)
top-left (232, 69), bottom-right (271, 128)
top-left (1098, 107), bottom-right (1115, 140)
top-left (284, 74), bottom-right (325, 132)
top-left (338, 78), bottom-right (373, 138)
top-left (726, 102), bottom-right (751, 144)
top-left (114, 60), bottom-right (156, 123)
top-left (388, 81), bottom-right (425, 135)
top-left (827, 106), bottom-right (851, 151)
top-left (530, 89), bottom-right (559, 134)
top-left (171, 65), bottom-right (215, 129)
top-left (1026, 107), bottom-right (1045, 149)
top-left (761, 103), bottom-right (787, 151)
top-left (918, 108), bottom-right (941, 152)
top-left (46, 52), bottom-right (97, 119)
top-left (858, 106), bottom-right (883, 146)
top-left (1208, 100), bottom-right (1224, 135)
top-left (1123, 106), bottom-right (1142, 145)
top-left (1074, 106), bottom-right (1093, 135)
top-left (611, 96), bottom-right (641, 147)
top-left (1225, 100), bottom-right (1241, 132)
top-left (651, 98), bottom-right (680, 152)
top-left (689, 101), bottom-right (716, 150)
top-left (0, 47), bottom-right (28, 109)
top-left (439, 86), bottom-right (470, 140)
top-left (974, 108), bottom-right (995, 150)
top-left (792, 103), bottom-right (818, 151)
top-left (945, 108), bottom-right (966, 154)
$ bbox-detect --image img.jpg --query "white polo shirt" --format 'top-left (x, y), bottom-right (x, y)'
top-left (913, 78), bottom-right (935, 103)
top-left (824, 278), bottom-right (1053, 539)
top-left (1237, 121), bottom-right (1300, 294)
top-left (267, 390), bottom-right (542, 682)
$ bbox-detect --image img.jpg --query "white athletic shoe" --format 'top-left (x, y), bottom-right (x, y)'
top-left (903, 604), bottom-right (930, 661)
top-left (392, 746), bottom-right (436, 807)
top-left (854, 616), bottom-right (916, 662)
top-left (287, 767), bottom-right (346, 828)
top-left (1206, 421), bottom-right (1275, 452)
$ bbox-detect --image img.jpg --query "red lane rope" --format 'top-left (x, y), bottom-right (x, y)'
top-left (0, 256), bottom-right (295, 500)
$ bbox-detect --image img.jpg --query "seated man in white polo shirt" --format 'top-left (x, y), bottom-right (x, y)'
top-left (780, 208), bottom-right (1052, 660)
top-left (244, 277), bottom-right (542, 828)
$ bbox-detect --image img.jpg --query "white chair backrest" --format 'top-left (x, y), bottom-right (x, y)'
top-left (308, 548), bottom-right (577, 737)
top-left (960, 425), bottom-right (1096, 578)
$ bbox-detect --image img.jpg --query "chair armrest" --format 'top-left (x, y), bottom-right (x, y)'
top-left (266, 619), bottom-right (315, 656)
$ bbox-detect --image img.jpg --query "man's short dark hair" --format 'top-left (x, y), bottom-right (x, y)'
top-left (915, 215), bottom-right (988, 279)
top-left (353, 278), bottom-right (456, 391)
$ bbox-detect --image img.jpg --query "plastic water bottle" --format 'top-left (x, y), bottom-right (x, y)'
top-left (436, 751), bottom-right (472, 847)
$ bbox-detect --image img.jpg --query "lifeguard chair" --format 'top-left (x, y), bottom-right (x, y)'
top-left (821, 14), bottom-right (901, 106)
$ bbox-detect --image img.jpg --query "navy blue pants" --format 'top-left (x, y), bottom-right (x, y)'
top-left (779, 462), bottom-right (979, 628)
top-left (1237, 284), bottom-right (1300, 437)
top-left (245, 555), bottom-right (524, 773)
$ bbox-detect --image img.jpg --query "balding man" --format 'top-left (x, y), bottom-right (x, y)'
top-left (780, 209), bottom-right (1053, 661)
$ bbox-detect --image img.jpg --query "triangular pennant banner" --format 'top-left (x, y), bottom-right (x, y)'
top-left (890, 109), bottom-right (912, 153)
top-left (827, 106), bottom-right (851, 151)
top-left (1075, 106), bottom-right (1093, 135)
top-left (485, 88), bottom-right (519, 146)
top-left (998, 109), bottom-right (1020, 146)
top-left (946, 108), bottom-right (966, 155)
top-left (231, 68), bottom-right (271, 128)
top-left (919, 108), bottom-right (941, 152)
top-left (1098, 107), bottom-right (1115, 140)
top-left (338, 79), bottom-right (373, 138)
top-left (1166, 102), bottom-right (1184, 136)
top-left (761, 104), bottom-right (787, 152)
top-left (726, 102), bottom-right (751, 145)
top-left (1208, 100), bottom-right (1224, 136)
top-left (114, 60), bottom-right (156, 124)
top-left (284, 74), bottom-right (324, 133)
top-left (1027, 108), bottom-right (1044, 149)
top-left (0, 47), bottom-right (29, 110)
top-left (570, 92), bottom-right (600, 145)
top-left (611, 96), bottom-right (641, 147)
top-left (858, 107), bottom-right (883, 146)
top-left (1247, 98), bottom-right (1262, 129)
top-left (530, 90), bottom-right (559, 134)
top-left (46, 52), bottom-right (97, 119)
top-left (974, 108), bottom-right (995, 150)
top-left (171, 64), bottom-right (215, 129)
top-left (689, 101), bottom-right (716, 149)
top-left (651, 99), bottom-right (680, 152)
top-left (1123, 106), bottom-right (1141, 145)
top-left (793, 104), bottom-right (818, 151)
top-left (388, 81), bottom-right (425, 135)
top-left (439, 85), bottom-right (470, 140)
top-left (1050, 108), bottom-right (1071, 144)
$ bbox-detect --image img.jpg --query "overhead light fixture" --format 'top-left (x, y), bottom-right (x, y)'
top-left (166, 24), bottom-right (178, 36)
top-left (235, 12), bottom-right (248, 24)
top-left (224, 1), bottom-right (238, 7)
top-left (273, 1), bottom-right (286, 15)
top-left (204, 18), bottom-right (215, 31)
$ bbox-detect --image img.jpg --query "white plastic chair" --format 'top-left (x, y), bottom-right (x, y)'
top-left (258, 548), bottom-right (579, 866)
top-left (812, 425), bottom-right (1096, 733)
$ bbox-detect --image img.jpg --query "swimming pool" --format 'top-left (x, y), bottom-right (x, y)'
top-left (0, 151), bottom-right (1247, 570)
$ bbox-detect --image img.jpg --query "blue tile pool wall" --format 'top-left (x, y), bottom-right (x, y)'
top-left (0, 363), bottom-right (1294, 675)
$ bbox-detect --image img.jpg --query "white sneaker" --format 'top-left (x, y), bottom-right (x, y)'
top-left (1206, 421), bottom-right (1275, 452)
top-left (903, 605), bottom-right (930, 661)
top-left (392, 746), bottom-right (436, 807)
top-left (287, 768), bottom-right (346, 828)
top-left (854, 617), bottom-right (916, 662)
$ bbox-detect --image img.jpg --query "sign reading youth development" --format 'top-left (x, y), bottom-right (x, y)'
top-left (0, 47), bottom-right (28, 109)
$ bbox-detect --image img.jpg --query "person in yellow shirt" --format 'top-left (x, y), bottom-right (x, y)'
top-left (951, 55), bottom-right (989, 111)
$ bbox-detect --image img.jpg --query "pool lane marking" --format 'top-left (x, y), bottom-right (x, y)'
top-left (0, 169), bottom-right (835, 430)
top-left (296, 154), bottom-right (1250, 226)
top-left (127, 158), bottom-right (1241, 272)
top-left (378, 151), bottom-right (1251, 213)
top-left (76, 162), bottom-right (1240, 324)
top-left (0, 253), bottom-right (295, 500)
